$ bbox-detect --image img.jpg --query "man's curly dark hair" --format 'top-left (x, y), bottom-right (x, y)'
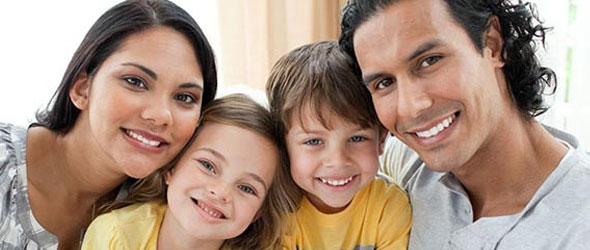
top-left (339, 0), bottom-right (556, 119)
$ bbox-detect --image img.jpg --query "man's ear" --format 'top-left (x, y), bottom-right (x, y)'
top-left (69, 74), bottom-right (91, 110)
top-left (483, 15), bottom-right (505, 67)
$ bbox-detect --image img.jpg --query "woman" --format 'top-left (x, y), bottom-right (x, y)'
top-left (0, 0), bottom-right (217, 249)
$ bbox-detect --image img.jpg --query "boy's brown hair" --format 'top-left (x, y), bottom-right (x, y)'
top-left (266, 41), bottom-right (382, 135)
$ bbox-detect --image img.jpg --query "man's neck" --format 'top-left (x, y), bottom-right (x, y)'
top-left (453, 120), bottom-right (568, 220)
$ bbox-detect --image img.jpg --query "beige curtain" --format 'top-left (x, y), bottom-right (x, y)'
top-left (217, 0), bottom-right (348, 91)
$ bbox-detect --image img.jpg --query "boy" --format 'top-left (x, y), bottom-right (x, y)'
top-left (266, 41), bottom-right (411, 250)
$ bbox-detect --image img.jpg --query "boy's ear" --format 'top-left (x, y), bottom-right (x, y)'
top-left (483, 15), bottom-right (505, 67)
top-left (69, 74), bottom-right (91, 110)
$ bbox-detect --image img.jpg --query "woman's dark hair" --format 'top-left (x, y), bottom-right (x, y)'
top-left (36, 0), bottom-right (217, 132)
top-left (339, 0), bottom-right (555, 119)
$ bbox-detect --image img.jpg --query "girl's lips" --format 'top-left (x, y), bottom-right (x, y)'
top-left (192, 198), bottom-right (227, 221)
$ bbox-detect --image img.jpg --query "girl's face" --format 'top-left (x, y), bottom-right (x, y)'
top-left (166, 122), bottom-right (277, 241)
top-left (71, 27), bottom-right (204, 178)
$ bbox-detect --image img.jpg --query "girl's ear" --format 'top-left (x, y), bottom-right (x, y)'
top-left (69, 74), bottom-right (91, 110)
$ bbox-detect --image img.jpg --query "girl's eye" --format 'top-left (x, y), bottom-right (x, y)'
top-left (198, 160), bottom-right (216, 174)
top-left (374, 78), bottom-right (395, 90)
top-left (420, 56), bottom-right (442, 69)
top-left (175, 94), bottom-right (198, 104)
top-left (238, 185), bottom-right (257, 196)
top-left (124, 77), bottom-right (147, 89)
top-left (304, 138), bottom-right (322, 146)
top-left (349, 135), bottom-right (366, 142)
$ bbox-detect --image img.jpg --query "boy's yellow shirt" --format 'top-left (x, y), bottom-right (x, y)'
top-left (284, 178), bottom-right (412, 250)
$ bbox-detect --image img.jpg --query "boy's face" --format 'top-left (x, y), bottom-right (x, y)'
top-left (165, 122), bottom-right (277, 241)
top-left (286, 104), bottom-right (381, 213)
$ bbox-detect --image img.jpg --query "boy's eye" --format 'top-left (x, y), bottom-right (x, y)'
top-left (175, 93), bottom-right (198, 104)
top-left (238, 185), bottom-right (257, 196)
top-left (304, 138), bottom-right (322, 146)
top-left (349, 135), bottom-right (366, 142)
top-left (198, 160), bottom-right (216, 174)
top-left (123, 76), bottom-right (147, 89)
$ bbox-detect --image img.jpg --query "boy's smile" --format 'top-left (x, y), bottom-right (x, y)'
top-left (286, 104), bottom-right (381, 213)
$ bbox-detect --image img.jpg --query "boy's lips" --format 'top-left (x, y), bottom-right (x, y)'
top-left (317, 176), bottom-right (355, 186)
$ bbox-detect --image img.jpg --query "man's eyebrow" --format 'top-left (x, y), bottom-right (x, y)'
top-left (363, 73), bottom-right (387, 87)
top-left (122, 62), bottom-right (157, 80)
top-left (362, 39), bottom-right (444, 86)
top-left (406, 39), bottom-right (444, 63)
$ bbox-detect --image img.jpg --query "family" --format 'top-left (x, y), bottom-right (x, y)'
top-left (1, 0), bottom-right (588, 249)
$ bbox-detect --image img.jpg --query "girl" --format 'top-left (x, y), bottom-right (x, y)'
top-left (81, 94), bottom-right (299, 250)
top-left (0, 0), bottom-right (217, 249)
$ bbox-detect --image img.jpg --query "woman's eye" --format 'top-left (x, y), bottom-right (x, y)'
top-left (198, 160), bottom-right (216, 174)
top-left (349, 135), bottom-right (366, 142)
top-left (124, 77), bottom-right (147, 89)
top-left (374, 78), bottom-right (394, 90)
top-left (175, 94), bottom-right (198, 104)
top-left (420, 56), bottom-right (442, 68)
top-left (304, 139), bottom-right (322, 146)
top-left (238, 185), bottom-right (257, 196)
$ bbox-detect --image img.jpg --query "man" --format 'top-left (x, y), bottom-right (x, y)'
top-left (339, 0), bottom-right (590, 249)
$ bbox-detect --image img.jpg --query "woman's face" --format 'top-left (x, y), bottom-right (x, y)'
top-left (72, 27), bottom-right (204, 178)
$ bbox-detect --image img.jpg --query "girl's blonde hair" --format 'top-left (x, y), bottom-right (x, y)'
top-left (102, 93), bottom-right (300, 249)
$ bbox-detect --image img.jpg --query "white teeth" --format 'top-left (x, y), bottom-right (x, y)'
top-left (319, 176), bottom-right (354, 186)
top-left (126, 130), bottom-right (161, 147)
top-left (198, 201), bottom-right (223, 218)
top-left (416, 114), bottom-right (456, 138)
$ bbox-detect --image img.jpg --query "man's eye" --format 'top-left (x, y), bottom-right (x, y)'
top-left (304, 139), bottom-right (322, 146)
top-left (123, 77), bottom-right (147, 89)
top-left (374, 78), bottom-right (394, 90)
top-left (420, 56), bottom-right (442, 68)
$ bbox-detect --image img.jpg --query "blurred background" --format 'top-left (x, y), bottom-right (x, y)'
top-left (0, 0), bottom-right (588, 148)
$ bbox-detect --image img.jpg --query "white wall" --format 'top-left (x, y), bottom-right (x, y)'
top-left (0, 1), bottom-right (221, 127)
top-left (0, 0), bottom-right (588, 147)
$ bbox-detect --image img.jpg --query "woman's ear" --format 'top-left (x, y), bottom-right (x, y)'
top-left (164, 169), bottom-right (174, 185)
top-left (69, 74), bottom-right (91, 110)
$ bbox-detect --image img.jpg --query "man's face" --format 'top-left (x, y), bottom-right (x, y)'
top-left (353, 0), bottom-right (507, 173)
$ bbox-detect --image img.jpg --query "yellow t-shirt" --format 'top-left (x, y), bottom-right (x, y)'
top-left (81, 201), bottom-right (167, 250)
top-left (284, 178), bottom-right (412, 250)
